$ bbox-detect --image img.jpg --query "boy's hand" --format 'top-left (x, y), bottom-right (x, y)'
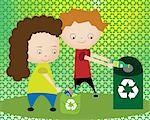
top-left (56, 87), bottom-right (62, 93)
top-left (107, 63), bottom-right (113, 69)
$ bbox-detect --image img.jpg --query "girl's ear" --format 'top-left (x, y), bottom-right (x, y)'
top-left (27, 57), bottom-right (30, 62)
top-left (59, 34), bottom-right (62, 38)
top-left (59, 33), bottom-right (64, 39)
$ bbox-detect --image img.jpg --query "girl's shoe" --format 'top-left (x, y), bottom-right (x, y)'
top-left (50, 107), bottom-right (56, 111)
top-left (27, 107), bottom-right (34, 111)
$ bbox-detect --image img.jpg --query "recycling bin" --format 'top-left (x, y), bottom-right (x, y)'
top-left (60, 94), bottom-right (81, 114)
top-left (113, 56), bottom-right (143, 109)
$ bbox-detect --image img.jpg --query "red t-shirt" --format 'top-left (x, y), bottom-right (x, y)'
top-left (74, 49), bottom-right (91, 79)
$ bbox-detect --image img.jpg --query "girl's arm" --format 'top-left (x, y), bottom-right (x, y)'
top-left (42, 73), bottom-right (62, 92)
top-left (84, 55), bottom-right (113, 68)
top-left (43, 73), bottom-right (56, 87)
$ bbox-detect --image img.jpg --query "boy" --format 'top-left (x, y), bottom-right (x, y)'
top-left (60, 9), bottom-right (113, 97)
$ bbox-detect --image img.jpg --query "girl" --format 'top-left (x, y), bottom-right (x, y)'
top-left (7, 16), bottom-right (62, 112)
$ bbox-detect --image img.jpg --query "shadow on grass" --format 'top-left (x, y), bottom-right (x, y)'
top-left (0, 93), bottom-right (150, 119)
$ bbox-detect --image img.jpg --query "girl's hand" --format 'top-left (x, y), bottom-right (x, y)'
top-left (56, 87), bottom-right (62, 93)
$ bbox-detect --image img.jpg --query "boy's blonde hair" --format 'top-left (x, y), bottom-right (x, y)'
top-left (60, 9), bottom-right (107, 31)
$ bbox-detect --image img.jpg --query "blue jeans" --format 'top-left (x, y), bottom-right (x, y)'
top-left (27, 93), bottom-right (57, 108)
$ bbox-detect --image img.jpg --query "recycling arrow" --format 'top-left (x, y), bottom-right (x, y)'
top-left (132, 86), bottom-right (139, 94)
top-left (128, 92), bottom-right (135, 99)
top-left (119, 92), bottom-right (127, 98)
top-left (118, 86), bottom-right (127, 98)
top-left (128, 86), bottom-right (139, 99)
top-left (118, 86), bottom-right (124, 93)
top-left (121, 79), bottom-right (129, 86)
top-left (128, 79), bottom-right (135, 87)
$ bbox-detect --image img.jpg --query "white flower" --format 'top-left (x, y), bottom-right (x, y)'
top-left (65, 99), bottom-right (77, 111)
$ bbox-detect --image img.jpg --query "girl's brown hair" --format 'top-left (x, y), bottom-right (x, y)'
top-left (60, 9), bottom-right (107, 31)
top-left (7, 16), bottom-right (62, 81)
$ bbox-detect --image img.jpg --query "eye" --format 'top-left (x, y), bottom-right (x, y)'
top-left (88, 33), bottom-right (94, 40)
top-left (51, 49), bottom-right (57, 54)
top-left (37, 49), bottom-right (42, 54)
top-left (70, 33), bottom-right (76, 40)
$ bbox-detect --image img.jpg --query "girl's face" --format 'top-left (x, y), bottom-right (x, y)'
top-left (28, 32), bottom-right (59, 63)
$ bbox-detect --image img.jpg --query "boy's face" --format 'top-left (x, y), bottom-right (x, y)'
top-left (61, 21), bottom-right (102, 49)
top-left (28, 32), bottom-right (59, 63)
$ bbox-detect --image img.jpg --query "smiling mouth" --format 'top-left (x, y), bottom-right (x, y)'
top-left (78, 41), bottom-right (86, 44)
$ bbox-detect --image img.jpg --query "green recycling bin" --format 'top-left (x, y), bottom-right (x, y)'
top-left (113, 56), bottom-right (143, 109)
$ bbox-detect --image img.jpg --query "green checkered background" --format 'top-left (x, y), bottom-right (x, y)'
top-left (0, 0), bottom-right (149, 119)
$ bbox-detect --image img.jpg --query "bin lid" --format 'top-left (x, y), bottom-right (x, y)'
top-left (113, 56), bottom-right (143, 76)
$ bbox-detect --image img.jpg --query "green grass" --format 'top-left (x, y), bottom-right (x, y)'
top-left (0, 93), bottom-right (150, 119)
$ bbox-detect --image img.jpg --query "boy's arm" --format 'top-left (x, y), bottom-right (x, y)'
top-left (91, 53), bottom-right (111, 63)
top-left (84, 55), bottom-right (113, 68)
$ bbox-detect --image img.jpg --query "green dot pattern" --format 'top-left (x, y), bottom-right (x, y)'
top-left (0, 0), bottom-right (150, 119)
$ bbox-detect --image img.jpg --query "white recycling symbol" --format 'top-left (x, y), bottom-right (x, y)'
top-left (118, 79), bottom-right (139, 99)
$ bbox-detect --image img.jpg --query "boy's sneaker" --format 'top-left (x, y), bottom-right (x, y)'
top-left (93, 94), bottom-right (98, 97)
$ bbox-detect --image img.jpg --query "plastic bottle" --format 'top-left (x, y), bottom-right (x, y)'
top-left (112, 60), bottom-right (130, 68)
